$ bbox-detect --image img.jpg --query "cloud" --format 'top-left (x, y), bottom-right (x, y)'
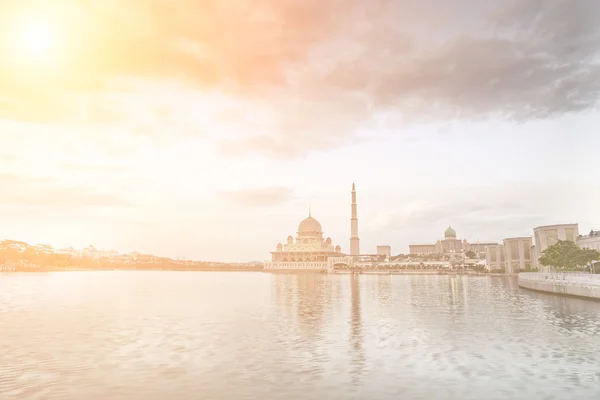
top-left (0, 174), bottom-right (53, 184)
top-left (0, 174), bottom-right (131, 208)
top-left (324, 1), bottom-right (600, 122)
top-left (368, 182), bottom-right (600, 244)
top-left (220, 186), bottom-right (294, 207)
top-left (1, 0), bottom-right (599, 156)
top-left (56, 163), bottom-right (128, 173)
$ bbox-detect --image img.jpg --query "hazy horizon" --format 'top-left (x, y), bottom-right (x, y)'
top-left (1, 0), bottom-right (599, 262)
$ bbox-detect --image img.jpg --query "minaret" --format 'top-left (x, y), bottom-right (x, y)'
top-left (350, 183), bottom-right (360, 257)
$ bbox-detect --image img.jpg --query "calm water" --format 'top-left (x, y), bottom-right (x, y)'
top-left (1, 272), bottom-right (600, 400)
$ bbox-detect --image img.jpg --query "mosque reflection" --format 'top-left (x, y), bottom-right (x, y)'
top-left (272, 273), bottom-right (366, 385)
top-left (349, 274), bottom-right (365, 387)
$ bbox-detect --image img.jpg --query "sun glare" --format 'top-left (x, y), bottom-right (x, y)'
top-left (15, 15), bottom-right (56, 60)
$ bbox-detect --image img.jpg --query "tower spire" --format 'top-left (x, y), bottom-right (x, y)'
top-left (309, 204), bottom-right (311, 217)
top-left (350, 183), bottom-right (360, 257)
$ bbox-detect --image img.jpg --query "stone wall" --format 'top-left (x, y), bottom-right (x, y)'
top-left (518, 272), bottom-right (600, 299)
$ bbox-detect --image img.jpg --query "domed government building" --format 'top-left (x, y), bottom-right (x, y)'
top-left (408, 226), bottom-right (496, 256)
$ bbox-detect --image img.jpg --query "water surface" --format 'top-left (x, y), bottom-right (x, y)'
top-left (1, 272), bottom-right (600, 400)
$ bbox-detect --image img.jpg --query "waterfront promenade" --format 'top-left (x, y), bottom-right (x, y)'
top-left (518, 272), bottom-right (600, 300)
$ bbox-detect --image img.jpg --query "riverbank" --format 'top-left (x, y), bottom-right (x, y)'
top-left (331, 269), bottom-right (491, 275)
top-left (518, 272), bottom-right (600, 300)
top-left (1, 266), bottom-right (265, 273)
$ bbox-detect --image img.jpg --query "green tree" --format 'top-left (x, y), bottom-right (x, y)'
top-left (465, 250), bottom-right (476, 259)
top-left (572, 248), bottom-right (600, 270)
top-left (539, 240), bottom-right (600, 271)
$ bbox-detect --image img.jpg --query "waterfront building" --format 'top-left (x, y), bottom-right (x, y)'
top-left (407, 243), bottom-right (437, 255)
top-left (265, 184), bottom-right (360, 271)
top-left (376, 245), bottom-right (392, 261)
top-left (409, 226), bottom-right (495, 256)
top-left (486, 244), bottom-right (505, 271)
top-left (502, 237), bottom-right (533, 273)
top-left (531, 244), bottom-right (538, 269)
top-left (532, 223), bottom-right (579, 271)
top-left (469, 241), bottom-right (499, 257)
top-left (264, 211), bottom-right (345, 271)
top-left (577, 230), bottom-right (600, 251)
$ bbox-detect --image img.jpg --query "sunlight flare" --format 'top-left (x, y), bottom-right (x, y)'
top-left (9, 12), bottom-right (63, 67)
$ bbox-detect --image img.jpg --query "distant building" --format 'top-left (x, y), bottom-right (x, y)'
top-left (468, 241), bottom-right (499, 257)
top-left (577, 230), bottom-right (600, 251)
top-left (486, 244), bottom-right (505, 271)
top-left (532, 224), bottom-right (579, 270)
top-left (502, 237), bottom-right (533, 273)
top-left (408, 243), bottom-right (437, 255)
top-left (409, 226), bottom-right (495, 256)
top-left (376, 245), bottom-right (391, 261)
top-left (531, 244), bottom-right (538, 269)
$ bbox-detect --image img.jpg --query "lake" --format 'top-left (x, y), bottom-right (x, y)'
top-left (1, 272), bottom-right (600, 399)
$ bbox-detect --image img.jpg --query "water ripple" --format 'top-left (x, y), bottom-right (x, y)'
top-left (1, 272), bottom-right (600, 399)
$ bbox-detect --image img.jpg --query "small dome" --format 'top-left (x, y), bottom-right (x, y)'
top-left (445, 226), bottom-right (456, 238)
top-left (298, 216), bottom-right (322, 236)
top-left (326, 237), bottom-right (332, 244)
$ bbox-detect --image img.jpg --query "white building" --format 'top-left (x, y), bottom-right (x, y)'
top-left (409, 226), bottom-right (496, 256)
top-left (503, 237), bottom-right (533, 273)
top-left (264, 212), bottom-right (345, 271)
top-left (577, 230), bottom-right (600, 251)
top-left (376, 245), bottom-right (391, 261)
top-left (486, 244), bottom-right (505, 271)
top-left (532, 223), bottom-right (579, 270)
top-left (265, 184), bottom-right (364, 272)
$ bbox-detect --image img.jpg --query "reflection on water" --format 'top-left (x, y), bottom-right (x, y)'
top-left (349, 275), bottom-right (364, 387)
top-left (1, 272), bottom-right (600, 400)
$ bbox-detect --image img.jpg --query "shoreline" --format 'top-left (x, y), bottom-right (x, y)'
top-left (518, 272), bottom-right (600, 300)
top-left (2, 266), bottom-right (264, 273)
top-left (2, 267), bottom-right (514, 276)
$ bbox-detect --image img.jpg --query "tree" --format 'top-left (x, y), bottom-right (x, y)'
top-left (539, 240), bottom-right (600, 271)
top-left (465, 250), bottom-right (476, 259)
top-left (573, 248), bottom-right (600, 271)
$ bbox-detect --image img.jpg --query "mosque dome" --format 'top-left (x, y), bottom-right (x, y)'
top-left (298, 216), bottom-right (322, 236)
top-left (445, 225), bottom-right (456, 238)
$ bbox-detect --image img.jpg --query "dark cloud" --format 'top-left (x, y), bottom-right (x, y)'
top-left (220, 186), bottom-right (294, 207)
top-left (325, 1), bottom-right (600, 122)
top-left (1, 0), bottom-right (599, 155)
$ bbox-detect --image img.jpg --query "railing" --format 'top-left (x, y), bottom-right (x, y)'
top-left (264, 262), bottom-right (328, 269)
top-left (519, 272), bottom-right (600, 287)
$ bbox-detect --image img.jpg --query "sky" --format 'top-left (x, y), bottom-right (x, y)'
top-left (1, 0), bottom-right (599, 261)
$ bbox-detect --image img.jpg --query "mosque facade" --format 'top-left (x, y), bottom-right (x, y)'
top-left (264, 185), bottom-right (358, 272)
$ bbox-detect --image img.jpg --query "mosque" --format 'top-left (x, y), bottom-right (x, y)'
top-left (264, 184), bottom-right (362, 272)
